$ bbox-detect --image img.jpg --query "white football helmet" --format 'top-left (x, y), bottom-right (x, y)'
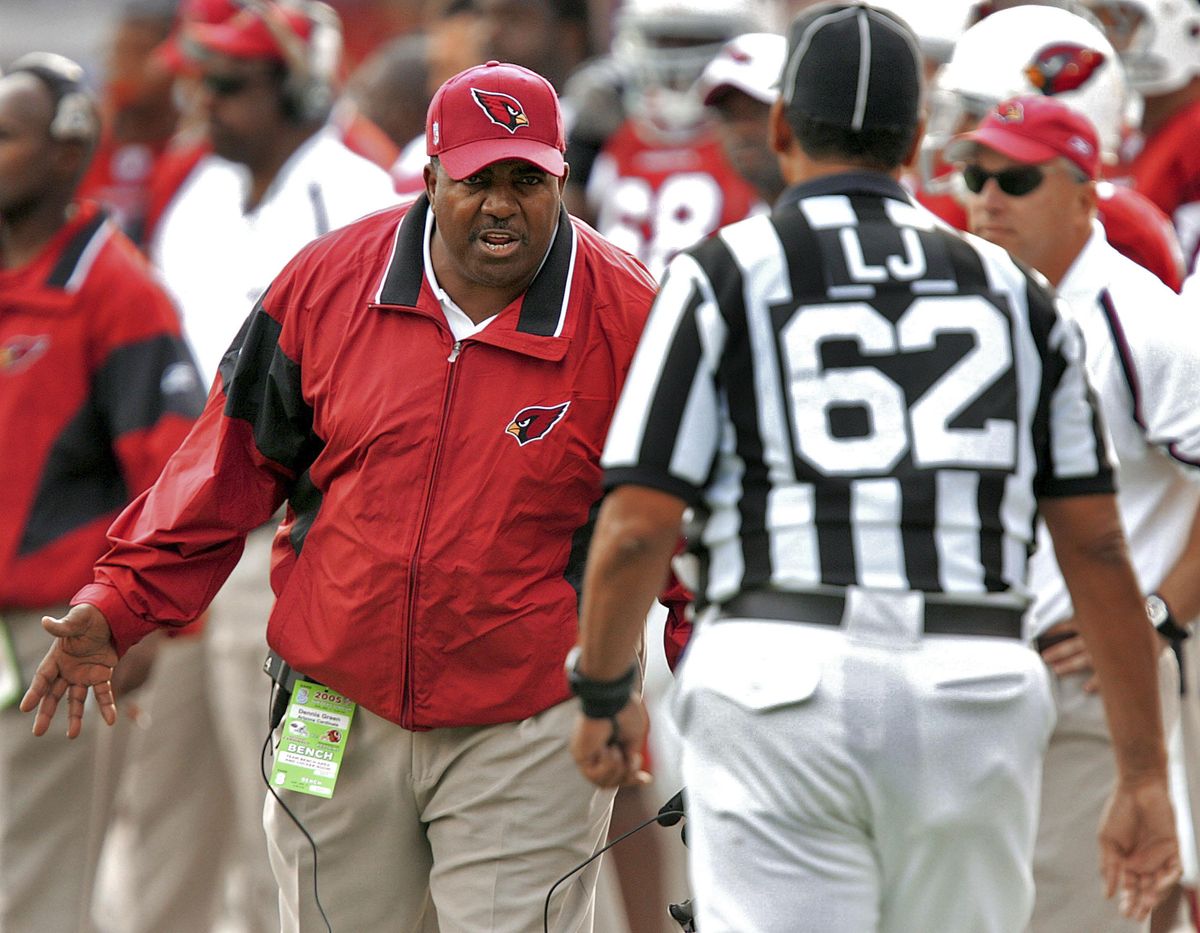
top-left (612, 0), bottom-right (769, 141)
top-left (923, 3), bottom-right (1129, 188)
top-left (1083, 0), bottom-right (1200, 95)
top-left (869, 0), bottom-right (980, 66)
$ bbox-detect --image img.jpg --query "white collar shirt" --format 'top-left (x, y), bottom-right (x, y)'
top-left (152, 125), bottom-right (400, 385)
top-left (1027, 219), bottom-right (1200, 635)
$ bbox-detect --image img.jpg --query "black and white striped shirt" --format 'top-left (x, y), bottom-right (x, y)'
top-left (601, 173), bottom-right (1114, 608)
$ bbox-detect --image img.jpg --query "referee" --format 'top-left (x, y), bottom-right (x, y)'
top-left (566, 3), bottom-right (1180, 932)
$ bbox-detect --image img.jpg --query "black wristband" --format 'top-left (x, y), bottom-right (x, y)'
top-left (565, 646), bottom-right (637, 719)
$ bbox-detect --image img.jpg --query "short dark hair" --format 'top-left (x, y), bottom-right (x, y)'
top-left (785, 110), bottom-right (917, 172)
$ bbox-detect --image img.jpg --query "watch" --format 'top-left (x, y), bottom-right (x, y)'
top-left (1146, 593), bottom-right (1191, 642)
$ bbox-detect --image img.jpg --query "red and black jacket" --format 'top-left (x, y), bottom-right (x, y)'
top-left (1, 202), bottom-right (205, 608)
top-left (77, 196), bottom-right (659, 729)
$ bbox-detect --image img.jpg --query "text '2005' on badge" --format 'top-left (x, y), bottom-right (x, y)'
top-left (270, 679), bottom-right (356, 798)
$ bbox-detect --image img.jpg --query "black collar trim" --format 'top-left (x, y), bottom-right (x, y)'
top-left (515, 207), bottom-right (574, 337)
top-left (375, 198), bottom-right (576, 338)
top-left (375, 194), bottom-right (429, 308)
top-left (774, 172), bottom-right (912, 211)
top-left (46, 209), bottom-right (109, 290)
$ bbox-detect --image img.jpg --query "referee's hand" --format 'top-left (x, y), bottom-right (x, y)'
top-left (18, 604), bottom-right (118, 739)
top-left (1099, 775), bottom-right (1182, 921)
top-left (570, 695), bottom-right (651, 789)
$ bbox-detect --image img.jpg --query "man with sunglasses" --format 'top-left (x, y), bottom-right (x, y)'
top-left (953, 94), bottom-right (1200, 933)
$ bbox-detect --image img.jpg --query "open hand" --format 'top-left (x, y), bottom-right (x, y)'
top-left (1099, 775), bottom-right (1182, 921)
top-left (18, 604), bottom-right (118, 738)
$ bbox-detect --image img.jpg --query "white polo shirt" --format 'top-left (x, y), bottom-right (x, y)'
top-left (152, 125), bottom-right (400, 386)
top-left (1027, 219), bottom-right (1200, 637)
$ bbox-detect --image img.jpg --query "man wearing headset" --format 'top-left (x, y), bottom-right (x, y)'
top-left (92, 4), bottom-right (399, 933)
top-left (0, 54), bottom-right (206, 932)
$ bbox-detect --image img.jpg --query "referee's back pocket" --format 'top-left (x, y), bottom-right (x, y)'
top-left (675, 620), bottom-right (826, 713)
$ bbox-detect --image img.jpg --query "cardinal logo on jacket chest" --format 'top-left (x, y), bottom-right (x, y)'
top-left (505, 401), bottom-right (570, 446)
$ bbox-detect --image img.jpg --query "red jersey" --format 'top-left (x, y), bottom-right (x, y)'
top-left (587, 119), bottom-right (761, 279)
top-left (75, 196), bottom-right (659, 729)
top-left (1095, 181), bottom-right (1185, 293)
top-left (1130, 99), bottom-right (1200, 273)
top-left (0, 203), bottom-right (205, 608)
top-left (331, 102), bottom-right (401, 174)
top-left (77, 133), bottom-right (169, 245)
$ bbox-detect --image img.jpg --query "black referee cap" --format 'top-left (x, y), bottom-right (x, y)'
top-left (780, 2), bottom-right (921, 133)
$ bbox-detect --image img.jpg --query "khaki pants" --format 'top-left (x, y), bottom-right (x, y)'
top-left (1178, 635), bottom-right (1200, 883)
top-left (1029, 648), bottom-right (1181, 933)
top-left (0, 607), bottom-right (122, 933)
top-left (265, 698), bottom-right (616, 933)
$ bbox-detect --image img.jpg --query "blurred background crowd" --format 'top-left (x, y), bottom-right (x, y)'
top-left (4, 0), bottom-right (1200, 931)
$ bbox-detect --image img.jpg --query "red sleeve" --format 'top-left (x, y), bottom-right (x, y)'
top-left (86, 239), bottom-right (208, 495)
top-left (1096, 185), bottom-right (1185, 293)
top-left (74, 269), bottom-right (313, 655)
top-left (659, 570), bottom-right (694, 673)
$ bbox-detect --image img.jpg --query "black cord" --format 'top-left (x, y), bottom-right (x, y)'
top-left (260, 691), bottom-right (334, 933)
top-left (541, 807), bottom-right (685, 933)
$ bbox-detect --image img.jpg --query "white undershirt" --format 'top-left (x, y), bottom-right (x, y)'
top-left (422, 209), bottom-right (497, 341)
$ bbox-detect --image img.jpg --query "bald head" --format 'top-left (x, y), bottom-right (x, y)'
top-left (0, 70), bottom-right (97, 221)
top-left (0, 72), bottom-right (60, 137)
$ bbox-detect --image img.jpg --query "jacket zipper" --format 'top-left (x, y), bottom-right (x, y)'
top-left (402, 339), bottom-right (464, 726)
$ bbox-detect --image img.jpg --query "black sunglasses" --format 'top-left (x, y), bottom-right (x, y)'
top-left (961, 163), bottom-right (1049, 197)
top-left (201, 72), bottom-right (252, 97)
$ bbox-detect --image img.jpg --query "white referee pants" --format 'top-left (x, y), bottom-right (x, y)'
top-left (673, 591), bottom-right (1056, 933)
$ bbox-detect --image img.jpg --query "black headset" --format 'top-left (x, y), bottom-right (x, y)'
top-left (235, 0), bottom-right (342, 123)
top-left (7, 51), bottom-right (98, 142)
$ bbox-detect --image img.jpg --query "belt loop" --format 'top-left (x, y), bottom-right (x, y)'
top-left (843, 586), bottom-right (924, 648)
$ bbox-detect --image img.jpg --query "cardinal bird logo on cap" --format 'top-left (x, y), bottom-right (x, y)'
top-left (1024, 44), bottom-right (1106, 96)
top-left (505, 401), bottom-right (570, 446)
top-left (471, 88), bottom-right (530, 133)
top-left (997, 101), bottom-right (1025, 123)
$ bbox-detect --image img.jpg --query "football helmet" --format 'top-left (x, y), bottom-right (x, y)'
top-left (1083, 0), bottom-right (1200, 95)
top-left (611, 0), bottom-right (768, 141)
top-left (923, 4), bottom-right (1129, 189)
top-left (869, 0), bottom-right (980, 66)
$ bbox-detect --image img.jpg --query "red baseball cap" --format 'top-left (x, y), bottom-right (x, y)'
top-left (187, 4), bottom-right (314, 62)
top-left (153, 0), bottom-right (241, 74)
top-left (426, 61), bottom-right (565, 180)
top-left (946, 95), bottom-right (1101, 180)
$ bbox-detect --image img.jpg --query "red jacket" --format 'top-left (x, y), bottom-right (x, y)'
top-left (0, 202), bottom-right (205, 608)
top-left (76, 196), bottom-right (658, 729)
